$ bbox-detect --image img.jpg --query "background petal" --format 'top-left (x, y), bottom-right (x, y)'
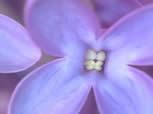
top-left (94, 65), bottom-right (153, 114)
top-left (0, 14), bottom-right (41, 73)
top-left (138, 0), bottom-right (153, 5)
top-left (24, 0), bottom-right (101, 57)
top-left (9, 59), bottom-right (91, 114)
top-left (92, 0), bottom-right (140, 28)
top-left (100, 5), bottom-right (153, 65)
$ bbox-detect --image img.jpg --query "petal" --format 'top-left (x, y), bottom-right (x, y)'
top-left (93, 0), bottom-right (141, 28)
top-left (9, 59), bottom-right (91, 114)
top-left (24, 0), bottom-right (101, 57)
top-left (100, 5), bottom-right (153, 65)
top-left (94, 66), bottom-right (153, 114)
top-left (0, 14), bottom-right (41, 73)
top-left (138, 0), bottom-right (153, 5)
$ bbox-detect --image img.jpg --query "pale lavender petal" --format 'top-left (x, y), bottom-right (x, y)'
top-left (0, 14), bottom-right (41, 73)
top-left (24, 0), bottom-right (101, 57)
top-left (9, 59), bottom-right (91, 114)
top-left (93, 0), bottom-right (140, 28)
top-left (100, 5), bottom-right (153, 65)
top-left (94, 66), bottom-right (153, 114)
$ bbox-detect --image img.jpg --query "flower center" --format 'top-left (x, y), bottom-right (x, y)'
top-left (85, 49), bottom-right (106, 71)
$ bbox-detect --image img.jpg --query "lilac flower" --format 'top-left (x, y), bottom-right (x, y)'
top-left (5, 0), bottom-right (153, 114)
top-left (0, 14), bottom-right (41, 73)
top-left (0, 10), bottom-right (41, 114)
top-left (0, 11), bottom-right (41, 114)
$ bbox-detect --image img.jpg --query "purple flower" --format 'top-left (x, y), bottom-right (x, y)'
top-left (0, 14), bottom-right (41, 73)
top-left (0, 9), bottom-right (41, 114)
top-left (0, 0), bottom-right (152, 114)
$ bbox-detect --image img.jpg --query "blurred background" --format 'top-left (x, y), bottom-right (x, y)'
top-left (0, 0), bottom-right (25, 24)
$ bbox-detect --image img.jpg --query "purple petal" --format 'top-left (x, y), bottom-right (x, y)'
top-left (94, 66), bottom-right (153, 114)
top-left (9, 59), bottom-right (91, 114)
top-left (0, 14), bottom-right (41, 73)
top-left (100, 5), bottom-right (153, 65)
top-left (93, 0), bottom-right (140, 28)
top-left (24, 0), bottom-right (101, 57)
top-left (138, 0), bottom-right (153, 5)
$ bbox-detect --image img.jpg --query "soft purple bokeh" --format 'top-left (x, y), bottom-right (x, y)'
top-left (0, 74), bottom-right (20, 114)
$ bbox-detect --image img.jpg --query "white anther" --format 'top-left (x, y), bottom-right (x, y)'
top-left (95, 61), bottom-right (103, 71)
top-left (86, 49), bottom-right (96, 60)
top-left (85, 60), bottom-right (95, 70)
top-left (96, 51), bottom-right (106, 61)
top-left (95, 61), bottom-right (103, 66)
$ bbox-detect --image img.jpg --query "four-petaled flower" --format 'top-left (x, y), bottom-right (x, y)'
top-left (0, 0), bottom-right (152, 114)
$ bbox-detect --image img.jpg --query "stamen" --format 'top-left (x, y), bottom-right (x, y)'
top-left (95, 61), bottom-right (103, 71)
top-left (85, 49), bottom-right (106, 71)
top-left (96, 51), bottom-right (106, 61)
top-left (86, 49), bottom-right (96, 60)
top-left (85, 60), bottom-right (95, 70)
